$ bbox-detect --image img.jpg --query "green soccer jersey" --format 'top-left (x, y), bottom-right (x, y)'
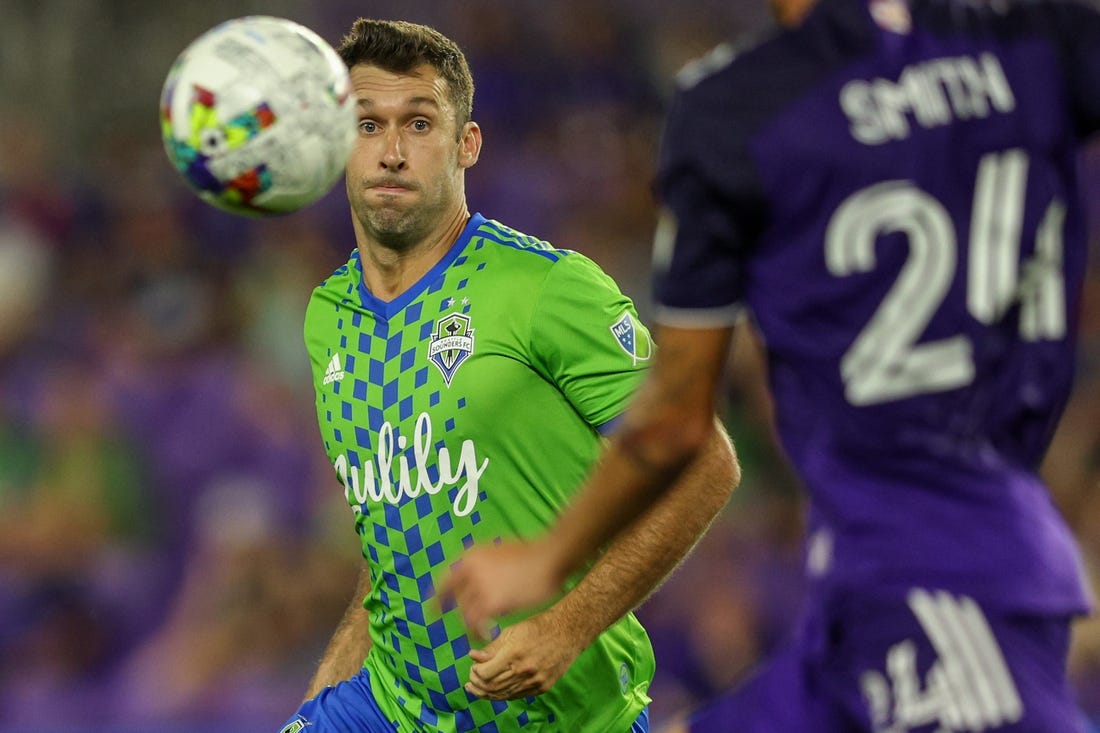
top-left (303, 214), bottom-right (657, 733)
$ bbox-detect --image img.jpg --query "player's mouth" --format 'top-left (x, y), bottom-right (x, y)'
top-left (368, 179), bottom-right (416, 194)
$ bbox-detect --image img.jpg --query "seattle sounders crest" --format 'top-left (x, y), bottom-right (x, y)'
top-left (429, 312), bottom-right (475, 386)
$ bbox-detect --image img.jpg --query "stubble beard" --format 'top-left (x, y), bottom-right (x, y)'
top-left (362, 205), bottom-right (425, 252)
top-left (352, 180), bottom-right (453, 254)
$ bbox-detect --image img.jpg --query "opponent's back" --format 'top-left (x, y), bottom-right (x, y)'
top-left (654, 0), bottom-right (1100, 612)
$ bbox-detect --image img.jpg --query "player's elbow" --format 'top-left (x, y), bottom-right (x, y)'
top-left (619, 408), bottom-right (714, 479)
top-left (676, 419), bottom-right (740, 520)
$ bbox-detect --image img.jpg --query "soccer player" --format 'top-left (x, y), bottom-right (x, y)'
top-left (279, 18), bottom-right (738, 733)
top-left (437, 0), bottom-right (1100, 730)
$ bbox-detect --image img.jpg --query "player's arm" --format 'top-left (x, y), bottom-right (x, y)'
top-left (303, 564), bottom-right (373, 701)
top-left (550, 323), bottom-right (736, 576)
top-left (464, 411), bottom-right (737, 700)
top-left (438, 323), bottom-right (735, 638)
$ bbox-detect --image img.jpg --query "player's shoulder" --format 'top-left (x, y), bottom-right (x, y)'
top-left (911, 0), bottom-right (1100, 38)
top-left (469, 216), bottom-right (602, 282)
top-left (308, 250), bottom-right (359, 307)
top-left (922, 0), bottom-right (1100, 21)
top-left (317, 250), bottom-right (357, 286)
top-left (470, 217), bottom-right (624, 299)
top-left (469, 217), bottom-right (571, 264)
top-left (672, 0), bottom-right (1097, 118)
top-left (670, 0), bottom-right (875, 134)
top-left (672, 28), bottom-right (792, 113)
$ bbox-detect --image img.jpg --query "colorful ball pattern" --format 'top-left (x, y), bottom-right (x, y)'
top-left (160, 16), bottom-right (357, 217)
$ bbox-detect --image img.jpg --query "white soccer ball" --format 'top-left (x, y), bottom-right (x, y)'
top-left (159, 16), bottom-right (357, 217)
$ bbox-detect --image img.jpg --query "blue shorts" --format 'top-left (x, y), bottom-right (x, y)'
top-left (280, 668), bottom-right (394, 732)
top-left (688, 588), bottom-right (1086, 732)
top-left (281, 667), bottom-right (651, 732)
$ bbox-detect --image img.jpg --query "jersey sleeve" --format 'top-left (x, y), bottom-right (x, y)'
top-left (1054, 0), bottom-right (1100, 137)
top-left (652, 49), bottom-right (769, 326)
top-left (529, 253), bottom-right (652, 433)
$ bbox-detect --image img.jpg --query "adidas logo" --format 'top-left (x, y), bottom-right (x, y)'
top-left (323, 353), bottom-right (345, 385)
top-left (861, 589), bottom-right (1024, 732)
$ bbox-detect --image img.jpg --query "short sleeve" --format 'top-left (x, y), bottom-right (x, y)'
top-left (652, 57), bottom-right (769, 325)
top-left (1054, 0), bottom-right (1100, 137)
top-left (529, 253), bottom-right (652, 433)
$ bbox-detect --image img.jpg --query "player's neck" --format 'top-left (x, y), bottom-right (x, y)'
top-left (358, 207), bottom-right (470, 302)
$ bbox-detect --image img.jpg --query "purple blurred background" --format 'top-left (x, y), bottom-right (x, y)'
top-left (0, 1), bottom-right (1098, 731)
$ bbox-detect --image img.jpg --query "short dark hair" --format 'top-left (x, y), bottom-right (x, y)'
top-left (337, 19), bottom-right (474, 132)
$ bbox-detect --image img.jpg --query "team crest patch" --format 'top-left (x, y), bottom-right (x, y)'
top-left (610, 312), bottom-right (652, 365)
top-left (429, 312), bottom-right (475, 386)
top-left (280, 717), bottom-right (309, 733)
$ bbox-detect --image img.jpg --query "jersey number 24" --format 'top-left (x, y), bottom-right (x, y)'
top-left (826, 149), bottom-right (1066, 406)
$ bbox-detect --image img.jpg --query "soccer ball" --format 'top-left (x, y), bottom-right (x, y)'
top-left (159, 16), bottom-right (357, 217)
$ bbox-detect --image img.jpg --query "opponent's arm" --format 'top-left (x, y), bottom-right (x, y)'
top-left (439, 324), bottom-right (735, 646)
top-left (550, 325), bottom-right (736, 583)
top-left (464, 416), bottom-right (737, 699)
top-left (303, 565), bottom-right (373, 701)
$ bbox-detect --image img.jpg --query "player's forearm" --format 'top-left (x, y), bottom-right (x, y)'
top-left (304, 566), bottom-right (373, 700)
top-left (543, 325), bottom-right (734, 584)
top-left (550, 422), bottom-right (738, 647)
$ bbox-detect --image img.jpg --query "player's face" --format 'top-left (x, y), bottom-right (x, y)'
top-left (346, 63), bottom-right (480, 251)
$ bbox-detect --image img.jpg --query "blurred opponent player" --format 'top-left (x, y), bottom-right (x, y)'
top-left (438, 0), bottom-right (1100, 729)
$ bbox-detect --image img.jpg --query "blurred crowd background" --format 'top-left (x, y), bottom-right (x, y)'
top-left (0, 1), bottom-right (1098, 731)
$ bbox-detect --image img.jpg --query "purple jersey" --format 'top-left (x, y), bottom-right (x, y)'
top-left (685, 590), bottom-right (1086, 731)
top-left (654, 0), bottom-right (1100, 615)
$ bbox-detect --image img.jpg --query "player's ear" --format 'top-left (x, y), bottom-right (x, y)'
top-left (458, 121), bottom-right (481, 169)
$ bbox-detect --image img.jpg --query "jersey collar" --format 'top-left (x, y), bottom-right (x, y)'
top-left (353, 212), bottom-right (486, 320)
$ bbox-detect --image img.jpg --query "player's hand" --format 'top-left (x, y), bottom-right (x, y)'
top-left (463, 611), bottom-right (582, 700)
top-left (435, 539), bottom-right (561, 641)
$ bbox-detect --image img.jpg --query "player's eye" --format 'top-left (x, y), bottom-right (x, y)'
top-left (411, 119), bottom-right (430, 132)
top-left (359, 120), bottom-right (378, 134)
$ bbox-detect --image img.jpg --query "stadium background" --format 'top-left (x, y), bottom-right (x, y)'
top-left (0, 0), bottom-right (1098, 731)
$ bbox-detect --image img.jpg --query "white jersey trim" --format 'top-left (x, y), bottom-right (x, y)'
top-left (654, 303), bottom-right (744, 329)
